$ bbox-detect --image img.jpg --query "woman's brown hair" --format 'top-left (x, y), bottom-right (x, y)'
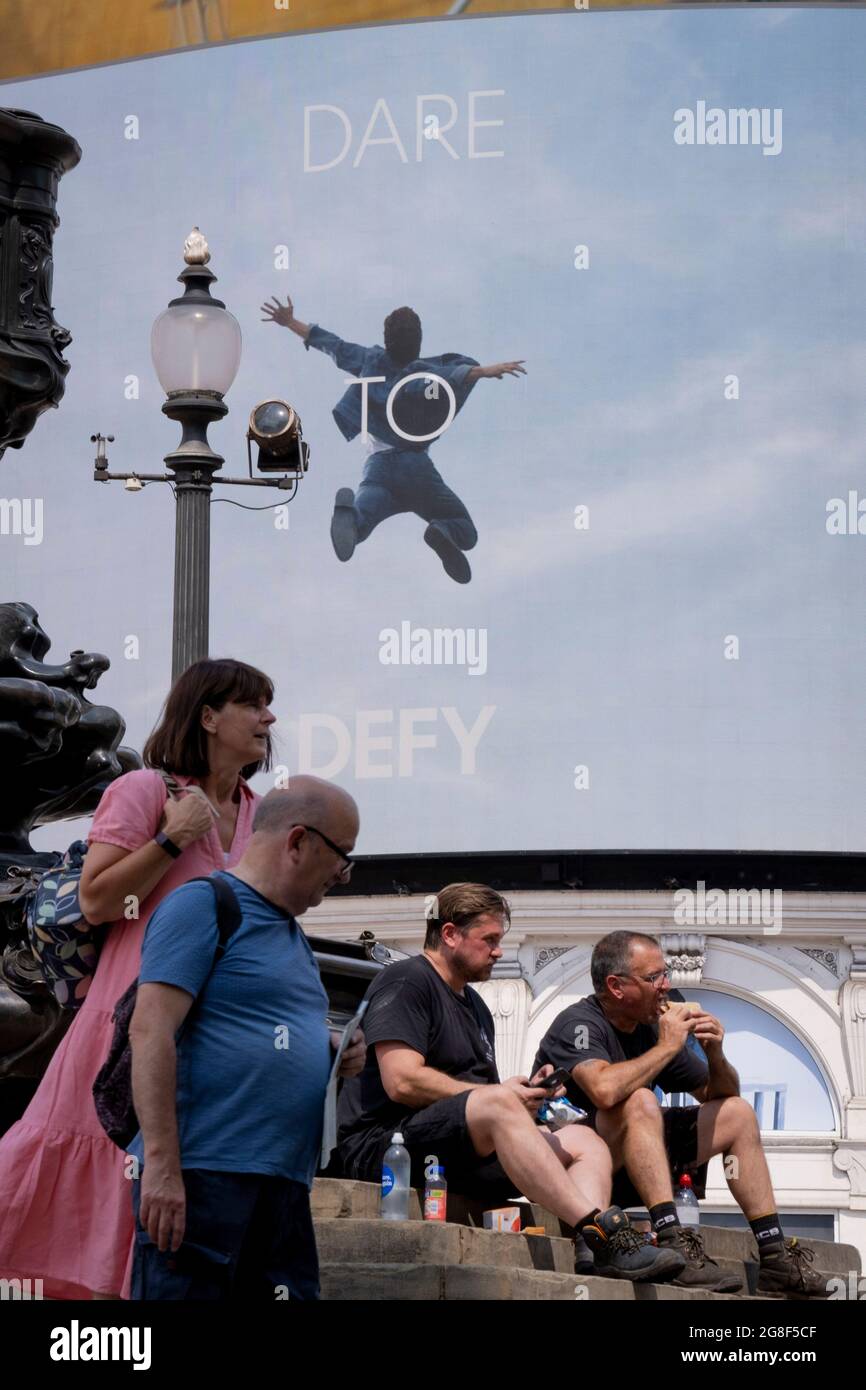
top-left (143, 658), bottom-right (274, 780)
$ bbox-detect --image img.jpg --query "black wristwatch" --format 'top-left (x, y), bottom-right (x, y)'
top-left (153, 831), bottom-right (182, 859)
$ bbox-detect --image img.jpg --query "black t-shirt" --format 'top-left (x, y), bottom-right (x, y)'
top-left (532, 994), bottom-right (708, 1127)
top-left (337, 954), bottom-right (499, 1158)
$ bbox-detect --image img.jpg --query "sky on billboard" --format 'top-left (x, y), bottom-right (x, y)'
top-left (3, 7), bottom-right (865, 855)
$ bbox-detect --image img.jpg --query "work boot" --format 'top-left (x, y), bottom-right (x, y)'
top-left (423, 522), bottom-right (471, 584)
top-left (330, 488), bottom-right (358, 561)
top-left (756, 1238), bottom-right (832, 1298)
top-left (572, 1231), bottom-right (594, 1275)
top-left (581, 1206), bottom-right (685, 1283)
top-left (657, 1224), bottom-right (743, 1293)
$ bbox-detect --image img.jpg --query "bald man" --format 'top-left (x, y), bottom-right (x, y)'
top-left (128, 777), bottom-right (364, 1301)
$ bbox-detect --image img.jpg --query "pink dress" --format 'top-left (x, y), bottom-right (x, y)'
top-left (0, 768), bottom-right (259, 1299)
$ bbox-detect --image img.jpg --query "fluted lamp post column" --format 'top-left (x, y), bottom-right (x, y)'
top-left (150, 229), bottom-right (242, 682)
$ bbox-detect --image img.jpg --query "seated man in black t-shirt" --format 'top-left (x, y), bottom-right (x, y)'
top-left (337, 885), bottom-right (682, 1283)
top-left (533, 930), bottom-right (829, 1297)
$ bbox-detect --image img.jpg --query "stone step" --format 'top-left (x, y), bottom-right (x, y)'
top-left (316, 1215), bottom-right (762, 1292)
top-left (315, 1216), bottom-right (575, 1274)
top-left (632, 1283), bottom-right (768, 1303)
top-left (313, 1180), bottom-right (860, 1278)
top-left (319, 1262), bottom-right (769, 1302)
top-left (320, 1262), bottom-right (607, 1301)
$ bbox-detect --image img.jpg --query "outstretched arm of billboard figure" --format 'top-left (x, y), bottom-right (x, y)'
top-left (261, 293), bottom-right (370, 376)
top-left (260, 294), bottom-right (310, 341)
top-left (465, 360), bottom-right (526, 381)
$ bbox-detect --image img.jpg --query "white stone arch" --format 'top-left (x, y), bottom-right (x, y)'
top-left (522, 938), bottom-right (844, 1133)
top-left (524, 946), bottom-right (593, 1067)
top-left (699, 939), bottom-right (844, 1133)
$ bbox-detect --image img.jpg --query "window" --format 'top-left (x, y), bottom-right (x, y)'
top-left (656, 989), bottom-right (834, 1131)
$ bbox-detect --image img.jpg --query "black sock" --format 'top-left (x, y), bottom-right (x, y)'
top-left (577, 1208), bottom-right (602, 1231)
top-left (650, 1201), bottom-right (679, 1237)
top-left (750, 1212), bottom-right (785, 1256)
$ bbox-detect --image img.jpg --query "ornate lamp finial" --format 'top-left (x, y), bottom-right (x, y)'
top-left (183, 227), bottom-right (210, 265)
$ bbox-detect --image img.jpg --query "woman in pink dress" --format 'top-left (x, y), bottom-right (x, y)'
top-left (0, 657), bottom-right (275, 1299)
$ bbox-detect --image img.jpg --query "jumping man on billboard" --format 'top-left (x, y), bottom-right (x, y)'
top-left (262, 296), bottom-right (525, 583)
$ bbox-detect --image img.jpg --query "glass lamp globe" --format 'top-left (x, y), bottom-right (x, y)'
top-left (151, 301), bottom-right (242, 396)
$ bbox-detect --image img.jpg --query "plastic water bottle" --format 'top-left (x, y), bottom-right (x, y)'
top-left (381, 1132), bottom-right (411, 1220)
top-left (423, 1156), bottom-right (447, 1222)
top-left (676, 1173), bottom-right (700, 1227)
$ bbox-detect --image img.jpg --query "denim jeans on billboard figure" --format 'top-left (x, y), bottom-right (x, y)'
top-left (353, 449), bottom-right (478, 552)
top-left (131, 1169), bottom-right (319, 1301)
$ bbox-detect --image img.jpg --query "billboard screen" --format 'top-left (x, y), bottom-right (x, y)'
top-left (3, 9), bottom-right (865, 855)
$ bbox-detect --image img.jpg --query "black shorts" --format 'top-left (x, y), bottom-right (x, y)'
top-left (341, 1092), bottom-right (518, 1206)
top-left (610, 1105), bottom-right (709, 1210)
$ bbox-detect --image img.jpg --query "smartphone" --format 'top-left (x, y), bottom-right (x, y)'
top-left (530, 1067), bottom-right (571, 1091)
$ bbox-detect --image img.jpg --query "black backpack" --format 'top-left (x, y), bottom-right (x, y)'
top-left (92, 875), bottom-right (242, 1150)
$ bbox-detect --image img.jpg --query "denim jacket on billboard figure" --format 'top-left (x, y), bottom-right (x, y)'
top-left (304, 323), bottom-right (479, 453)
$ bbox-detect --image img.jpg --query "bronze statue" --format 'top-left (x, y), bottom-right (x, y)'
top-left (0, 603), bottom-right (140, 1092)
top-left (0, 107), bottom-right (80, 460)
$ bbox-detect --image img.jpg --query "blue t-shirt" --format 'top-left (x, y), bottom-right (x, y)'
top-left (127, 872), bottom-right (332, 1188)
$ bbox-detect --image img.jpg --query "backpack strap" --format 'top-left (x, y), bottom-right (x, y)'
top-left (155, 769), bottom-right (183, 798)
top-left (208, 873), bottom-right (243, 954)
top-left (183, 874), bottom-right (243, 968)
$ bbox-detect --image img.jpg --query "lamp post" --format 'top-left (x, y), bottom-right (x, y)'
top-left (93, 230), bottom-right (309, 683)
top-left (151, 229), bottom-right (241, 680)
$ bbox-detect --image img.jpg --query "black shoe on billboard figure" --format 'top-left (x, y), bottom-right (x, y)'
top-left (424, 522), bottom-right (471, 584)
top-left (330, 488), bottom-right (358, 561)
top-left (262, 293), bottom-right (526, 583)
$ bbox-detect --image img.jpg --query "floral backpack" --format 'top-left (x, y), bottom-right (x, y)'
top-left (24, 839), bottom-right (100, 1011)
top-left (19, 771), bottom-right (183, 1011)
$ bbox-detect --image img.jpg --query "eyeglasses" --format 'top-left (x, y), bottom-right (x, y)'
top-left (638, 968), bottom-right (669, 987)
top-left (618, 967), bottom-right (669, 988)
top-left (300, 825), bottom-right (354, 876)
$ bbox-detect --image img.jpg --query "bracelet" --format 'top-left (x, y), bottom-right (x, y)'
top-left (153, 831), bottom-right (182, 859)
